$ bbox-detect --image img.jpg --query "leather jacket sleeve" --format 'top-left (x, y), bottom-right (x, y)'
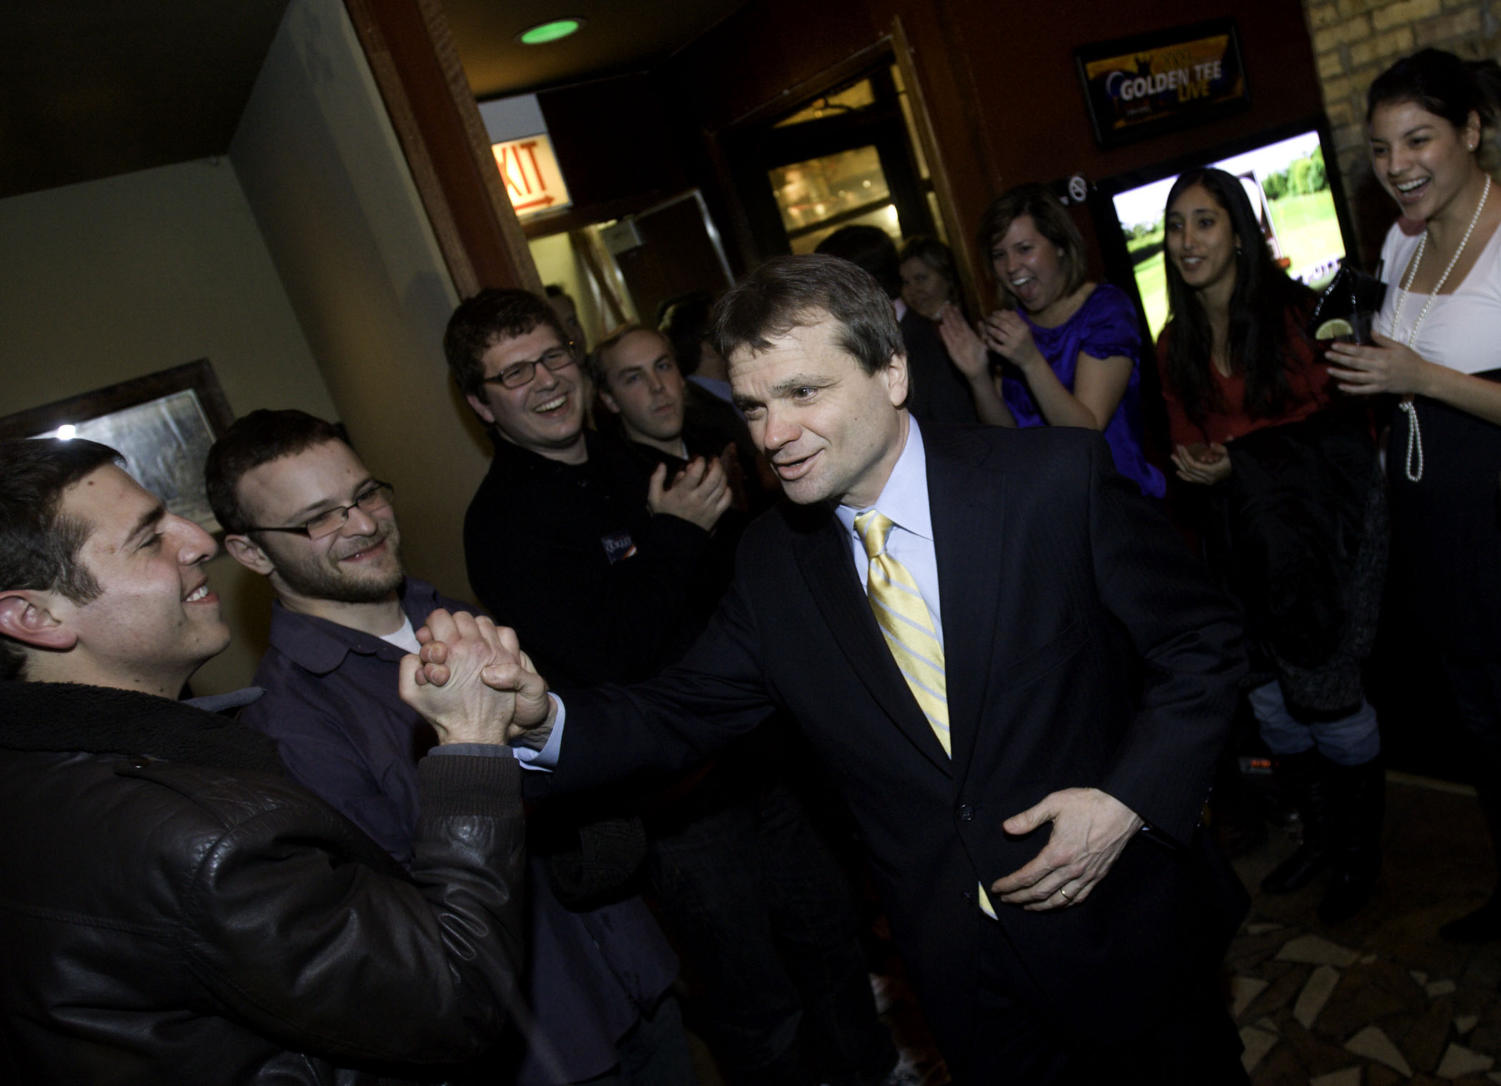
top-left (175, 752), bottom-right (526, 1070)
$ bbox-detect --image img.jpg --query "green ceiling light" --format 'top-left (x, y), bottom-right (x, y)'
top-left (517, 18), bottom-right (583, 45)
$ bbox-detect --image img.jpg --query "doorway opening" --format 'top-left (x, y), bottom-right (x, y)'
top-left (729, 59), bottom-right (941, 258)
top-left (526, 189), bottom-right (734, 352)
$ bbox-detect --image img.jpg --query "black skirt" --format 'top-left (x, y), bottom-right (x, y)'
top-left (1388, 371), bottom-right (1501, 654)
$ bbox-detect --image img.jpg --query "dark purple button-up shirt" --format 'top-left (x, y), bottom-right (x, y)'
top-left (241, 577), bottom-right (677, 1084)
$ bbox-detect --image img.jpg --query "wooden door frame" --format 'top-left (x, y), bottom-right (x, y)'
top-left (342, 0), bottom-right (540, 299)
top-left (890, 13), bottom-right (978, 314)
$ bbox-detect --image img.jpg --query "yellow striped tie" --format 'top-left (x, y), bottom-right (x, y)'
top-left (855, 510), bottom-right (950, 755)
top-left (856, 510), bottom-right (997, 918)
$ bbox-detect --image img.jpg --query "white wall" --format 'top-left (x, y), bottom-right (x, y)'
top-left (0, 159), bottom-right (335, 428)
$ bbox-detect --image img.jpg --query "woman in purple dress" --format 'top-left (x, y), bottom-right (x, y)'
top-left (941, 183), bottom-right (1165, 497)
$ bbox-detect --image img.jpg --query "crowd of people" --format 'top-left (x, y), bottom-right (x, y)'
top-left (1, 44), bottom-right (1500, 1086)
top-left (893, 46), bottom-right (1501, 942)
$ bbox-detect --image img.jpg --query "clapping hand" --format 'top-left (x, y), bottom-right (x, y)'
top-left (1169, 442), bottom-right (1230, 486)
top-left (649, 457), bottom-right (732, 531)
top-left (937, 304), bottom-right (990, 380)
top-left (980, 310), bottom-right (1045, 372)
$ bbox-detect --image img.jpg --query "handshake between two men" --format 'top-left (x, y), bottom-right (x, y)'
top-left (398, 609), bottom-right (1145, 916)
top-left (399, 609), bottom-right (556, 748)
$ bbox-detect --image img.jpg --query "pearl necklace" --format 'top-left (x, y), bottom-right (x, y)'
top-left (1387, 173), bottom-right (1491, 482)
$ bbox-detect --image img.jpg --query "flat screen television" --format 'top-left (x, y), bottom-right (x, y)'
top-left (1091, 118), bottom-right (1356, 344)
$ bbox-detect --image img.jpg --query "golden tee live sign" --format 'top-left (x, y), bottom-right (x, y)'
top-left (1077, 20), bottom-right (1248, 148)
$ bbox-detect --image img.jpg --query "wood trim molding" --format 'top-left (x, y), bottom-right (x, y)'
top-left (890, 15), bottom-right (968, 282)
top-left (343, 0), bottom-right (541, 298)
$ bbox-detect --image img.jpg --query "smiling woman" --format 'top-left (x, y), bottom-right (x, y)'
top-left (936, 183), bottom-right (1164, 497)
top-left (898, 236), bottom-right (959, 321)
top-left (1326, 48), bottom-right (1501, 944)
top-left (1155, 166), bottom-right (1386, 924)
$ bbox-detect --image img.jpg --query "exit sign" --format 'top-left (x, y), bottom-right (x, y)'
top-left (491, 134), bottom-right (572, 219)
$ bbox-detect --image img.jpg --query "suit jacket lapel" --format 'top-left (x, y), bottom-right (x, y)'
top-left (791, 510), bottom-right (954, 775)
top-left (927, 428), bottom-right (1007, 777)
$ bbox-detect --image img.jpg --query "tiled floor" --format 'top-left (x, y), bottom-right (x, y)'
top-left (1229, 772), bottom-right (1501, 1083)
top-left (693, 770), bottom-right (1501, 1084)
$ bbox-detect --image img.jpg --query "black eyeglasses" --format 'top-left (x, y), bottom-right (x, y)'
top-left (482, 346), bottom-right (576, 389)
top-left (246, 482), bottom-right (394, 540)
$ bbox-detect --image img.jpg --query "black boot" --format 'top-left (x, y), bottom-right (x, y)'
top-left (1318, 759), bottom-right (1384, 925)
top-left (1261, 750), bottom-right (1329, 894)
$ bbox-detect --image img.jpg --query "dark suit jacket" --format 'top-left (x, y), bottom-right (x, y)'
top-left (549, 423), bottom-right (1246, 1067)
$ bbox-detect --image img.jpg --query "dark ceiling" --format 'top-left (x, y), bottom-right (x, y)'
top-left (0, 0), bottom-right (747, 200)
top-left (0, 1), bottom-right (291, 199)
top-left (446, 0), bottom-right (749, 102)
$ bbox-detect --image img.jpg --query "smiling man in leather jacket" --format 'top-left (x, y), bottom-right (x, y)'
top-left (0, 437), bottom-right (529, 1084)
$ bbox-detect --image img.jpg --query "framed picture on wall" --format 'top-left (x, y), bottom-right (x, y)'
top-left (1075, 19), bottom-right (1249, 148)
top-left (0, 360), bottom-right (235, 534)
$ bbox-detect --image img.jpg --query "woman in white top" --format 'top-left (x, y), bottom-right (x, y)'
top-left (1328, 48), bottom-right (1501, 943)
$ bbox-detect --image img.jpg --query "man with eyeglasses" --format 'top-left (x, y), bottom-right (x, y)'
top-left (445, 287), bottom-right (731, 682)
top-left (0, 435), bottom-right (529, 1083)
top-left (204, 409), bottom-right (695, 1085)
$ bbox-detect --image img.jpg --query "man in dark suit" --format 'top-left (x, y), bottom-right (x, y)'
top-left (430, 254), bottom-right (1249, 1083)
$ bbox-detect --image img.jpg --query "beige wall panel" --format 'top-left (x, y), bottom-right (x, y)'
top-left (0, 157), bottom-right (338, 695)
top-left (230, 0), bottom-right (493, 662)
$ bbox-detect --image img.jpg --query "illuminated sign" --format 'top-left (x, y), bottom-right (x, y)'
top-left (1075, 20), bottom-right (1248, 148)
top-left (491, 133), bottom-right (572, 219)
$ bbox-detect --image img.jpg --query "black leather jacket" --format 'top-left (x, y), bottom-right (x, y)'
top-left (0, 682), bottom-right (526, 1084)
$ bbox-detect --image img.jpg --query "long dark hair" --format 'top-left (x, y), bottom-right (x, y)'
top-left (1161, 167), bottom-right (1311, 426)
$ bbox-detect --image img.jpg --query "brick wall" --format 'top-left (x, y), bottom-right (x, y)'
top-left (1301, 0), bottom-right (1500, 259)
